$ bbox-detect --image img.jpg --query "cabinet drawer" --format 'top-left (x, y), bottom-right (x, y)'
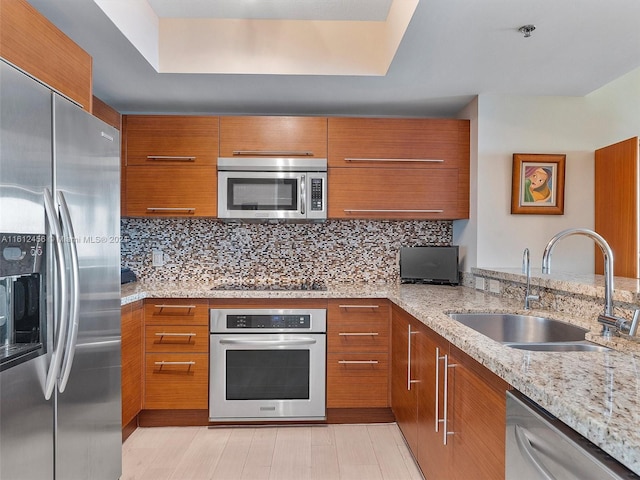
top-left (144, 299), bottom-right (209, 326)
top-left (219, 116), bottom-right (327, 158)
top-left (327, 300), bottom-right (389, 353)
top-left (327, 353), bottom-right (389, 408)
top-left (144, 353), bottom-right (208, 409)
top-left (145, 325), bottom-right (209, 353)
top-left (125, 165), bottom-right (217, 217)
top-left (124, 115), bottom-right (218, 166)
top-left (328, 118), bottom-right (468, 168)
top-left (328, 167), bottom-right (464, 219)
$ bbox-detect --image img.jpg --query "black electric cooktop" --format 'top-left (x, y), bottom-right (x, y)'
top-left (210, 281), bottom-right (327, 291)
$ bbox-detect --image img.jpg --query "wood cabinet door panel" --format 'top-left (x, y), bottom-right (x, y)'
top-left (124, 116), bottom-right (218, 166)
top-left (144, 299), bottom-right (209, 326)
top-left (328, 118), bottom-right (468, 167)
top-left (144, 353), bottom-right (208, 410)
top-left (416, 326), bottom-right (451, 479)
top-left (219, 116), bottom-right (327, 158)
top-left (329, 168), bottom-right (463, 219)
top-left (125, 165), bottom-right (216, 217)
top-left (145, 325), bottom-right (209, 353)
top-left (121, 302), bottom-right (143, 426)
top-left (390, 305), bottom-right (419, 453)
top-left (326, 353), bottom-right (389, 408)
top-left (449, 345), bottom-right (509, 480)
top-left (1, 0), bottom-right (93, 111)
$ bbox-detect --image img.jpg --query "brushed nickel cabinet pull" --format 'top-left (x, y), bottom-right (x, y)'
top-left (146, 207), bottom-right (196, 213)
top-left (338, 360), bottom-right (379, 365)
top-left (232, 150), bottom-right (314, 156)
top-left (344, 209), bottom-right (444, 214)
top-left (155, 332), bottom-right (196, 337)
top-left (345, 158), bottom-right (444, 163)
top-left (337, 304), bottom-right (380, 309)
top-left (338, 332), bottom-right (379, 336)
top-left (154, 304), bottom-right (197, 311)
top-left (407, 325), bottom-right (419, 391)
top-left (146, 156), bottom-right (196, 161)
top-left (154, 361), bottom-right (196, 366)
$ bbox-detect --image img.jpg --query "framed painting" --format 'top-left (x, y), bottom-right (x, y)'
top-left (511, 153), bottom-right (566, 215)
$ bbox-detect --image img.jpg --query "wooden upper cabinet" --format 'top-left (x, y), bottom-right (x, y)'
top-left (123, 115), bottom-right (219, 166)
top-left (0, 0), bottom-right (93, 111)
top-left (219, 116), bottom-right (328, 158)
top-left (122, 116), bottom-right (218, 217)
top-left (328, 118), bottom-right (470, 168)
top-left (92, 96), bottom-right (121, 130)
top-left (328, 167), bottom-right (465, 219)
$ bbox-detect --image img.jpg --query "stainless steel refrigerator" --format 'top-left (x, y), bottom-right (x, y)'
top-left (0, 59), bottom-right (121, 479)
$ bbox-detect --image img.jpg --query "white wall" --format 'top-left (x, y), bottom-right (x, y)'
top-left (455, 66), bottom-right (640, 275)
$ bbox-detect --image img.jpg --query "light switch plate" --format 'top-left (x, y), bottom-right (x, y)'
top-left (475, 277), bottom-right (485, 290)
top-left (489, 279), bottom-right (500, 294)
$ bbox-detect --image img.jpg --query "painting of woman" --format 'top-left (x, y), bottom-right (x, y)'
top-left (523, 166), bottom-right (553, 203)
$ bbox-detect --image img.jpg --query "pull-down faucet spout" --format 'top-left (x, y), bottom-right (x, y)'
top-left (541, 228), bottom-right (614, 316)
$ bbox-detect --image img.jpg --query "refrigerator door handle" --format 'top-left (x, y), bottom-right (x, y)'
top-left (43, 188), bottom-right (70, 400)
top-left (57, 191), bottom-right (80, 392)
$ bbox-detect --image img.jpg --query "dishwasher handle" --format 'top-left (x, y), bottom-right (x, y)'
top-left (514, 425), bottom-right (556, 480)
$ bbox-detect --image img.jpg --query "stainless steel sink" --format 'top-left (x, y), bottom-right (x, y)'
top-left (508, 342), bottom-right (610, 352)
top-left (447, 313), bottom-right (609, 352)
top-left (448, 313), bottom-right (589, 343)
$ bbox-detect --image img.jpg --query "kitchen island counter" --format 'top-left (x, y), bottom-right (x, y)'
top-left (121, 280), bottom-right (640, 475)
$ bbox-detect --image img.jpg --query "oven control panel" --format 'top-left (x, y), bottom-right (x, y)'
top-left (227, 314), bottom-right (311, 329)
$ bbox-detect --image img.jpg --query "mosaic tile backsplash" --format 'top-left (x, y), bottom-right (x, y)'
top-left (120, 218), bottom-right (453, 285)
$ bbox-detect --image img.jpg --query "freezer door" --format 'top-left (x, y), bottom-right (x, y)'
top-left (0, 61), bottom-right (54, 480)
top-left (52, 95), bottom-right (121, 480)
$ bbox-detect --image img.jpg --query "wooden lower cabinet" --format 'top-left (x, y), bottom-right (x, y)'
top-left (327, 299), bottom-right (390, 409)
top-left (390, 304), bottom-right (419, 453)
top-left (143, 299), bottom-right (209, 411)
top-left (121, 301), bottom-right (143, 439)
top-left (391, 304), bottom-right (510, 480)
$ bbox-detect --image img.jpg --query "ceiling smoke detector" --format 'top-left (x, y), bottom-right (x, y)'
top-left (518, 24), bottom-right (536, 38)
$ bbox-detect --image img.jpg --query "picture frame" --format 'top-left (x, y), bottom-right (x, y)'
top-left (511, 153), bottom-right (566, 215)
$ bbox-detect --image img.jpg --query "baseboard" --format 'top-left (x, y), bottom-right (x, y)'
top-left (135, 407), bottom-right (396, 427)
top-left (122, 416), bottom-right (138, 442)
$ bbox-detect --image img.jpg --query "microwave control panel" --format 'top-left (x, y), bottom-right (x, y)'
top-left (311, 178), bottom-right (324, 211)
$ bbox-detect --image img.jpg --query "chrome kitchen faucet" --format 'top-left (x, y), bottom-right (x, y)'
top-left (541, 228), bottom-right (639, 337)
top-left (521, 248), bottom-right (539, 310)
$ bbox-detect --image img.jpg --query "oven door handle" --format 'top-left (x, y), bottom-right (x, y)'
top-left (218, 338), bottom-right (318, 346)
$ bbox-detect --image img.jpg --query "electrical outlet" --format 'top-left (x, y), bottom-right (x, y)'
top-left (489, 279), bottom-right (500, 294)
top-left (475, 277), bottom-right (485, 290)
top-left (152, 249), bottom-right (164, 267)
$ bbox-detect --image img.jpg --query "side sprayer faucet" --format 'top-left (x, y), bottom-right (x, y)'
top-left (541, 228), bottom-right (639, 337)
top-left (521, 248), bottom-right (539, 310)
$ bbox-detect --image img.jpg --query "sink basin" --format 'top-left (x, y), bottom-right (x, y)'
top-left (448, 313), bottom-right (589, 344)
top-left (508, 342), bottom-right (610, 352)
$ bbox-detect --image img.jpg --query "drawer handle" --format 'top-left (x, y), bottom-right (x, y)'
top-left (154, 304), bottom-right (197, 311)
top-left (154, 361), bottom-right (196, 366)
top-left (338, 360), bottom-right (379, 365)
top-left (338, 332), bottom-right (379, 336)
top-left (344, 209), bottom-right (444, 214)
top-left (146, 155), bottom-right (196, 162)
top-left (146, 208), bottom-right (196, 213)
top-left (155, 332), bottom-right (196, 337)
top-left (345, 158), bottom-right (444, 163)
top-left (337, 305), bottom-right (380, 309)
top-left (232, 150), bottom-right (314, 156)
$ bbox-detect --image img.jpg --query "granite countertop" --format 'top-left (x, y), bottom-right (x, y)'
top-left (121, 280), bottom-right (640, 475)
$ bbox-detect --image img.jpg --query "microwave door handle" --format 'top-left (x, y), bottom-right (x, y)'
top-left (300, 174), bottom-right (306, 215)
top-left (43, 188), bottom-right (69, 401)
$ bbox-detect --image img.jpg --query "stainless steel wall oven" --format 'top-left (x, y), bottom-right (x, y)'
top-left (209, 308), bottom-right (326, 421)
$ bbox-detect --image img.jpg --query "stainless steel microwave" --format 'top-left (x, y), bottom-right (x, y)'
top-left (217, 157), bottom-right (327, 222)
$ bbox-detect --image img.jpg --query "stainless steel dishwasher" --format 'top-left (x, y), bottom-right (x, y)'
top-left (506, 391), bottom-right (639, 480)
